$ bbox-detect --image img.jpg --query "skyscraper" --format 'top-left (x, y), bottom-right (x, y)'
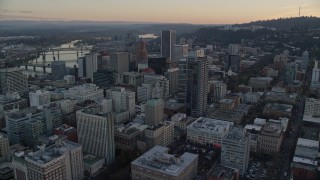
top-left (301, 50), bottom-right (309, 70)
top-left (145, 98), bottom-right (164, 126)
top-left (186, 57), bottom-right (209, 117)
top-left (0, 68), bottom-right (28, 95)
top-left (76, 107), bottom-right (115, 165)
top-left (161, 30), bottom-right (176, 62)
top-left (224, 54), bottom-right (241, 73)
top-left (51, 61), bottom-right (66, 80)
top-left (311, 60), bottom-right (320, 88)
top-left (111, 52), bottom-right (129, 74)
top-left (136, 39), bottom-right (148, 63)
top-left (173, 44), bottom-right (189, 62)
top-left (85, 53), bottom-right (98, 81)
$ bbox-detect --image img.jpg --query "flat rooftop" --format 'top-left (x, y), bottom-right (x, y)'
top-left (207, 109), bottom-right (244, 123)
top-left (264, 103), bottom-right (293, 112)
top-left (225, 127), bottom-right (249, 141)
top-left (83, 154), bottom-right (104, 165)
top-left (208, 164), bottom-right (237, 179)
top-left (131, 145), bottom-right (198, 176)
top-left (293, 138), bottom-right (319, 167)
top-left (260, 122), bottom-right (283, 136)
top-left (187, 117), bottom-right (233, 134)
top-left (303, 115), bottom-right (320, 125)
top-left (164, 101), bottom-right (185, 111)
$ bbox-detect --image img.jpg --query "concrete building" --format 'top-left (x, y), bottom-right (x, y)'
top-left (207, 109), bottom-right (245, 125)
top-left (301, 50), bottom-right (309, 70)
top-left (164, 101), bottom-right (186, 118)
top-left (161, 30), bottom-right (176, 62)
top-left (291, 138), bottom-right (319, 180)
top-left (311, 60), bottom-right (320, 89)
top-left (12, 141), bottom-right (84, 180)
top-left (212, 81), bottom-right (227, 102)
top-left (59, 99), bottom-right (77, 115)
top-left (63, 84), bottom-right (104, 103)
top-left (76, 107), bottom-right (115, 165)
top-left (177, 58), bottom-right (188, 104)
top-left (115, 123), bottom-right (148, 150)
top-left (51, 61), bottom-right (66, 81)
top-left (83, 154), bottom-right (105, 177)
top-left (248, 77), bottom-right (272, 90)
top-left (187, 117), bottom-right (233, 145)
top-left (84, 53), bottom-right (98, 81)
top-left (0, 68), bottom-right (28, 95)
top-left (145, 99), bottom-right (164, 126)
top-left (258, 122), bottom-right (283, 154)
top-left (221, 127), bottom-right (250, 176)
top-left (63, 75), bottom-right (75, 84)
top-left (0, 92), bottom-right (28, 114)
top-left (219, 99), bottom-right (235, 110)
top-left (173, 44), bottom-right (188, 62)
top-left (29, 90), bottom-right (51, 108)
top-left (244, 92), bottom-right (262, 104)
top-left (110, 52), bottom-right (129, 74)
top-left (263, 103), bottom-right (293, 118)
top-left (0, 134), bottom-right (9, 158)
top-left (304, 98), bottom-right (320, 117)
top-left (93, 69), bottom-right (114, 89)
top-left (143, 74), bottom-right (170, 99)
top-left (106, 87), bottom-right (136, 119)
top-left (131, 145), bottom-right (198, 180)
top-left (167, 68), bottom-right (179, 95)
top-left (284, 62), bottom-right (298, 83)
top-left (0, 162), bottom-right (14, 180)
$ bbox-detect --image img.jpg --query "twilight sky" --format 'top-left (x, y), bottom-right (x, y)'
top-left (0, 0), bottom-right (319, 24)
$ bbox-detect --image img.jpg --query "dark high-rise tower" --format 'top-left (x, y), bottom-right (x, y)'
top-left (161, 30), bottom-right (176, 62)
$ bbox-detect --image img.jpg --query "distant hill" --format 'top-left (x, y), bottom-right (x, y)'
top-left (236, 16), bottom-right (320, 30)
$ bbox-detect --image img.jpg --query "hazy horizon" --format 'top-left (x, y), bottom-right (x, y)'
top-left (1, 0), bottom-right (320, 24)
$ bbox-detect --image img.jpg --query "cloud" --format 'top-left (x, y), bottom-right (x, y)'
top-left (0, 9), bottom-right (34, 14)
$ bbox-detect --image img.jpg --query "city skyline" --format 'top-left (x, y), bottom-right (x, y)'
top-left (0, 0), bottom-right (319, 24)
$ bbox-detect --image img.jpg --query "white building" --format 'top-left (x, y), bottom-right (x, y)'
top-left (63, 84), bottom-right (103, 103)
top-left (173, 44), bottom-right (188, 62)
top-left (0, 68), bottom-right (28, 95)
top-left (64, 75), bottom-right (75, 84)
top-left (187, 117), bottom-right (233, 145)
top-left (221, 127), bottom-right (250, 176)
top-left (59, 99), bottom-right (77, 114)
top-left (29, 90), bottom-right (51, 107)
top-left (76, 107), bottom-right (115, 165)
top-left (143, 74), bottom-right (169, 99)
top-left (106, 87), bottom-right (135, 118)
top-left (311, 60), bottom-right (320, 89)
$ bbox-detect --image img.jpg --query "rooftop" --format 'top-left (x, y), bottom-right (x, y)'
top-left (225, 127), bottom-right (249, 141)
top-left (219, 99), bottom-right (234, 104)
top-left (208, 164), bottom-right (237, 179)
top-left (131, 145), bottom-right (198, 176)
top-left (260, 122), bottom-right (283, 137)
top-left (293, 138), bottom-right (319, 167)
top-left (83, 154), bottom-right (104, 165)
top-left (164, 101), bottom-right (185, 110)
top-left (264, 103), bottom-right (293, 112)
top-left (187, 117), bottom-right (233, 134)
top-left (303, 115), bottom-right (320, 125)
top-left (207, 109), bottom-right (244, 123)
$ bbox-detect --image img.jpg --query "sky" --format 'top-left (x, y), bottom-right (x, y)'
top-left (0, 0), bottom-right (319, 24)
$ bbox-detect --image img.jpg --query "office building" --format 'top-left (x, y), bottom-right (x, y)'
top-left (177, 59), bottom-right (188, 104)
top-left (110, 52), bottom-right (129, 74)
top-left (84, 53), bottom-right (98, 81)
top-left (263, 103), bottom-right (293, 118)
top-left (12, 140), bottom-right (84, 180)
top-left (0, 68), bottom-right (28, 95)
top-left (115, 123), bottom-right (148, 150)
top-left (161, 30), bottom-right (176, 62)
top-left (0, 92), bottom-right (28, 114)
top-left (304, 98), bottom-right (320, 117)
top-left (143, 74), bottom-right (170, 99)
top-left (131, 146), bottom-right (198, 180)
top-left (258, 122), bottom-right (283, 154)
top-left (59, 99), bottom-right (77, 115)
top-left (164, 101), bottom-right (186, 118)
top-left (221, 127), bottom-right (250, 176)
top-left (311, 60), bottom-right (320, 89)
top-left (224, 54), bottom-right (240, 73)
top-left (207, 109), bottom-right (245, 125)
top-left (0, 134), bottom-right (9, 158)
top-left (63, 75), bottom-right (75, 84)
top-left (136, 39), bottom-right (148, 63)
top-left (63, 84), bottom-right (104, 103)
top-left (106, 87), bottom-right (136, 118)
top-left (78, 56), bottom-right (86, 78)
top-left (173, 44), bottom-right (188, 62)
top-left (54, 124), bottom-right (78, 143)
top-left (167, 68), bottom-right (179, 95)
top-left (211, 81), bottom-right (227, 103)
top-left (228, 44), bottom-right (241, 54)
top-left (51, 61), bottom-right (66, 80)
top-left (185, 57), bottom-right (209, 117)
top-left (145, 99), bottom-right (164, 126)
top-left (284, 62), bottom-right (298, 83)
top-left (29, 90), bottom-right (51, 107)
top-left (248, 77), bottom-right (272, 90)
top-left (244, 92), bottom-right (262, 104)
top-left (187, 117), bottom-right (233, 145)
top-left (93, 69), bottom-right (114, 89)
top-left (0, 162), bottom-right (14, 180)
top-left (148, 56), bottom-right (170, 75)
top-left (301, 50), bottom-right (309, 70)
top-left (76, 107), bottom-right (115, 165)
top-left (83, 154), bottom-right (105, 176)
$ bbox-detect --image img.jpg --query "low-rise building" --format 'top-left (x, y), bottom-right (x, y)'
top-left (187, 117), bottom-right (233, 145)
top-left (219, 99), bottom-right (235, 110)
top-left (0, 162), bottom-right (14, 180)
top-left (248, 77), bottom-right (273, 90)
top-left (63, 84), bottom-right (104, 103)
top-left (291, 138), bottom-right (319, 180)
top-left (114, 123), bottom-right (148, 150)
top-left (207, 109), bottom-right (245, 125)
top-left (83, 154), bottom-right (105, 177)
top-left (263, 103), bottom-right (293, 118)
top-left (131, 145), bottom-right (198, 180)
top-left (207, 164), bottom-right (239, 180)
